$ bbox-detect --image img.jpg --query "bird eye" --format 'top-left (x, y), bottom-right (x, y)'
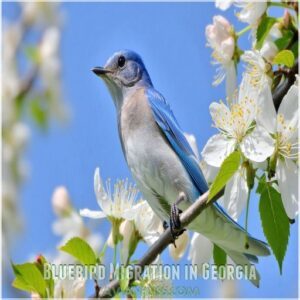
top-left (118, 55), bottom-right (126, 68)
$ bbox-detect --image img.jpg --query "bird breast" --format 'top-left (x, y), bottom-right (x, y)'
top-left (119, 88), bottom-right (194, 218)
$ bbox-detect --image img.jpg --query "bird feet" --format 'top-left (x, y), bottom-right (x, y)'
top-left (163, 203), bottom-right (186, 248)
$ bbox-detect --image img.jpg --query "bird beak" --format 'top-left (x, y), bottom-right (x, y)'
top-left (92, 67), bottom-right (112, 77)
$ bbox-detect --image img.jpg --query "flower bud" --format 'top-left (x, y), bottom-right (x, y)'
top-left (205, 15), bottom-right (235, 64)
top-left (52, 186), bottom-right (72, 216)
top-left (120, 220), bottom-right (137, 264)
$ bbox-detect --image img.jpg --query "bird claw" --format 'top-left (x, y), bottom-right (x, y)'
top-left (169, 203), bottom-right (185, 247)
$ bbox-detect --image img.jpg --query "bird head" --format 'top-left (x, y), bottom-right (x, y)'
top-left (92, 50), bottom-right (152, 108)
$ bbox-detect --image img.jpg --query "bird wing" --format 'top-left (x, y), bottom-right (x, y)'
top-left (146, 88), bottom-right (208, 196)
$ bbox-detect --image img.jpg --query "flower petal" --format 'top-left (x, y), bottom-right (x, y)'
top-left (200, 160), bottom-right (219, 184)
top-left (276, 159), bottom-right (299, 219)
top-left (201, 134), bottom-right (236, 167)
top-left (94, 167), bottom-right (111, 214)
top-left (277, 80), bottom-right (298, 141)
top-left (184, 133), bottom-right (200, 160)
top-left (221, 167), bottom-right (249, 221)
top-left (257, 84), bottom-right (277, 134)
top-left (79, 208), bottom-right (106, 219)
top-left (188, 233), bottom-right (213, 275)
top-left (225, 61), bottom-right (237, 100)
top-left (215, 0), bottom-right (233, 10)
top-left (240, 125), bottom-right (275, 162)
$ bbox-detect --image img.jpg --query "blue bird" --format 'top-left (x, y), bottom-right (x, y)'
top-left (92, 50), bottom-right (270, 287)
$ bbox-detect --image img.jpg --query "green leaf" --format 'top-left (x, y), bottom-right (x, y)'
top-left (213, 244), bottom-right (227, 277)
top-left (274, 30), bottom-right (294, 50)
top-left (208, 151), bottom-right (241, 201)
top-left (12, 277), bottom-right (32, 293)
top-left (60, 237), bottom-right (97, 265)
top-left (258, 182), bottom-right (290, 274)
top-left (29, 98), bottom-right (48, 129)
top-left (12, 263), bottom-right (47, 297)
top-left (256, 174), bottom-right (266, 194)
top-left (256, 17), bottom-right (277, 49)
top-left (273, 50), bottom-right (295, 68)
top-left (290, 41), bottom-right (298, 60)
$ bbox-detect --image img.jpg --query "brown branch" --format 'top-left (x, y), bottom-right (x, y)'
top-left (273, 60), bottom-right (298, 111)
top-left (91, 189), bottom-right (223, 299)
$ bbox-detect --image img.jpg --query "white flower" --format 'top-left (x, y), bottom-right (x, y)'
top-left (119, 219), bottom-right (136, 264)
top-left (52, 212), bottom-right (88, 244)
top-left (241, 50), bottom-right (272, 90)
top-left (184, 133), bottom-right (200, 160)
top-left (257, 78), bottom-right (299, 219)
top-left (215, 0), bottom-right (234, 11)
top-left (202, 74), bottom-right (275, 167)
top-left (199, 160), bottom-right (219, 185)
top-left (123, 200), bottom-right (162, 245)
top-left (54, 277), bottom-right (85, 299)
top-left (80, 168), bottom-right (138, 221)
top-left (206, 15), bottom-right (237, 97)
top-left (188, 233), bottom-right (214, 275)
top-left (22, 2), bottom-right (59, 26)
top-left (260, 23), bottom-right (282, 62)
top-left (215, 1), bottom-right (267, 26)
top-left (52, 186), bottom-right (72, 216)
top-left (39, 27), bottom-right (60, 76)
top-left (219, 164), bottom-right (249, 221)
top-left (10, 123), bottom-right (30, 149)
top-left (236, 1), bottom-right (268, 26)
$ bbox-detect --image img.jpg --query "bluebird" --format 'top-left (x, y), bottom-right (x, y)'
top-left (92, 50), bottom-right (270, 286)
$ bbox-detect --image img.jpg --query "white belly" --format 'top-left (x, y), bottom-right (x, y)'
top-left (124, 125), bottom-right (195, 221)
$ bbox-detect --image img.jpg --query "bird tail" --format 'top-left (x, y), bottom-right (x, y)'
top-left (188, 205), bottom-right (270, 257)
top-left (219, 247), bottom-right (261, 287)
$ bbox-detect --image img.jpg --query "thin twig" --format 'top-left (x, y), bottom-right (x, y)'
top-left (91, 189), bottom-right (223, 299)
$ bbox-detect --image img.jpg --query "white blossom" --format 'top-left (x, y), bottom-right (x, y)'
top-left (258, 78), bottom-right (299, 219)
top-left (119, 219), bottom-right (136, 264)
top-left (236, 1), bottom-right (268, 26)
top-left (22, 2), bottom-right (59, 26)
top-left (52, 186), bottom-right (72, 216)
top-left (206, 15), bottom-right (237, 97)
top-left (80, 168), bottom-right (138, 221)
top-left (123, 200), bottom-right (162, 246)
top-left (215, 1), bottom-right (267, 26)
top-left (188, 233), bottom-right (214, 275)
top-left (202, 74), bottom-right (275, 167)
top-left (220, 164), bottom-right (249, 221)
top-left (241, 50), bottom-right (272, 87)
top-left (54, 277), bottom-right (85, 299)
top-left (215, 0), bottom-right (234, 11)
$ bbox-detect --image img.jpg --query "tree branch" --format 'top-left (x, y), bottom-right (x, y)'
top-left (92, 189), bottom-right (223, 299)
top-left (273, 60), bottom-right (298, 111)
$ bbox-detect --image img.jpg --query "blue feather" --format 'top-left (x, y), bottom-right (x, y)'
top-left (147, 88), bottom-right (208, 195)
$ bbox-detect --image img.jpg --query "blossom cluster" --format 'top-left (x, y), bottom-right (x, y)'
top-left (204, 1), bottom-right (298, 221)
